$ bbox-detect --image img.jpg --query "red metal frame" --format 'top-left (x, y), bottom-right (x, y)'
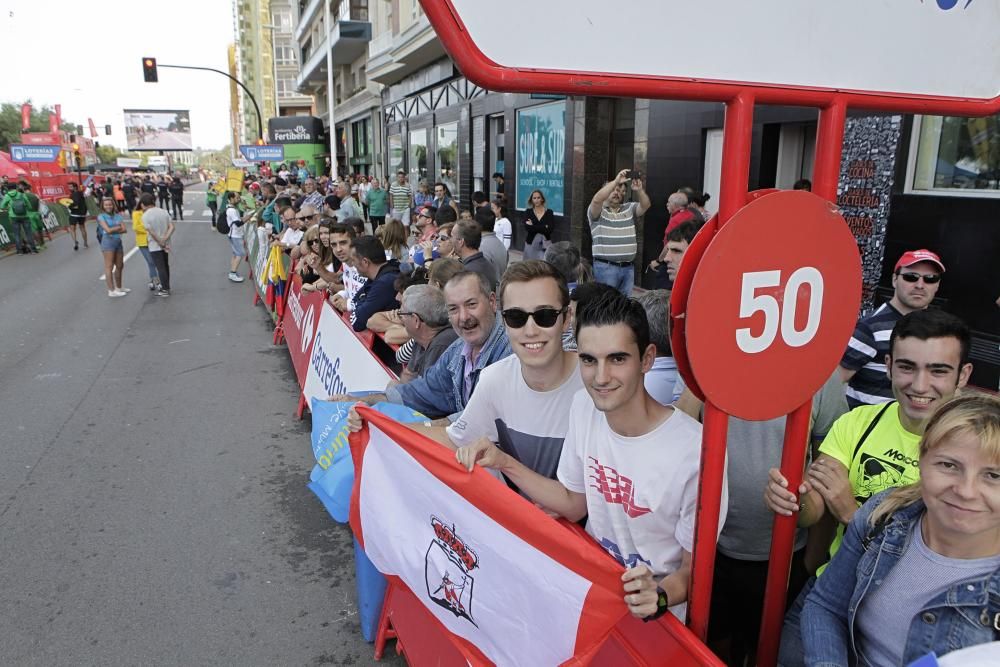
top-left (420, 2), bottom-right (1000, 664)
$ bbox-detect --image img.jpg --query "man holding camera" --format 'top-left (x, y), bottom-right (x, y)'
top-left (588, 169), bottom-right (650, 296)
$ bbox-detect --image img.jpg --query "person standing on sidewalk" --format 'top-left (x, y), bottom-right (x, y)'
top-left (366, 178), bottom-right (388, 228)
top-left (67, 182), bottom-right (89, 251)
top-left (205, 185), bottom-right (218, 226)
top-left (0, 182), bottom-right (37, 254)
top-left (140, 193), bottom-right (174, 297)
top-left (588, 169), bottom-right (650, 296)
top-left (97, 198), bottom-right (129, 297)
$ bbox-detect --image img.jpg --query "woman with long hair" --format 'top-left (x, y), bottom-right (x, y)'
top-left (97, 197), bottom-right (129, 298)
top-left (491, 196), bottom-right (512, 249)
top-left (802, 394), bottom-right (1000, 666)
top-left (522, 189), bottom-right (554, 260)
top-left (297, 225), bottom-right (324, 285)
top-left (379, 218), bottom-right (409, 263)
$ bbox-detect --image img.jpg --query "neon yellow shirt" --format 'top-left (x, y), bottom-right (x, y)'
top-left (816, 402), bottom-right (921, 575)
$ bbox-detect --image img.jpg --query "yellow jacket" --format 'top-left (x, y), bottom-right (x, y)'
top-left (132, 209), bottom-right (148, 247)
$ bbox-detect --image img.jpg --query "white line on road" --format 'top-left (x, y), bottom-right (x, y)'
top-left (98, 245), bottom-right (140, 281)
top-left (168, 339), bottom-right (191, 345)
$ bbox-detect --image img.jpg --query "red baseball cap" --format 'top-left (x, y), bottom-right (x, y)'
top-left (894, 249), bottom-right (945, 273)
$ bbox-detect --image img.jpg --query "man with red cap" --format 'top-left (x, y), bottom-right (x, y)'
top-left (839, 249), bottom-right (945, 408)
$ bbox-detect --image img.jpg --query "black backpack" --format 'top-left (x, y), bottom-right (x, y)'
top-left (216, 205), bottom-right (231, 235)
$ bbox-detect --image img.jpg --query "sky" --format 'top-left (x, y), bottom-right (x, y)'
top-left (0, 0), bottom-right (236, 151)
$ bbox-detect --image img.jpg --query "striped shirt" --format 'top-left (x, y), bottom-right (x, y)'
top-left (588, 202), bottom-right (638, 262)
top-left (388, 183), bottom-right (412, 211)
top-left (840, 302), bottom-right (903, 409)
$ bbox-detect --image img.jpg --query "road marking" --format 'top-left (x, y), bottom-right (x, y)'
top-left (183, 209), bottom-right (194, 217)
top-left (202, 209), bottom-right (212, 216)
top-left (98, 245), bottom-right (140, 281)
top-left (168, 339), bottom-right (191, 345)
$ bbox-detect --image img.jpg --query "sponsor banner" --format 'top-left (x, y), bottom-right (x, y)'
top-left (301, 305), bottom-right (396, 407)
top-left (350, 409), bottom-right (629, 666)
top-left (282, 273), bottom-right (325, 388)
top-left (516, 101), bottom-right (566, 216)
top-left (9, 144), bottom-right (60, 163)
top-left (225, 168), bottom-right (245, 192)
top-left (240, 144), bottom-right (284, 162)
top-left (116, 157), bottom-right (141, 168)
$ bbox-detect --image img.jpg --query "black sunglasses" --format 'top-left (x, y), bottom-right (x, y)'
top-left (309, 239), bottom-right (321, 244)
top-left (501, 307), bottom-right (566, 329)
top-left (897, 271), bottom-right (941, 284)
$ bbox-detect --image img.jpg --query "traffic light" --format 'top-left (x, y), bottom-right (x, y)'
top-left (71, 143), bottom-right (83, 169)
top-left (256, 138), bottom-right (265, 145)
top-left (142, 57), bottom-right (158, 83)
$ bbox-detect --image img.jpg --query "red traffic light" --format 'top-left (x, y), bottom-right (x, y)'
top-left (142, 57), bottom-right (158, 83)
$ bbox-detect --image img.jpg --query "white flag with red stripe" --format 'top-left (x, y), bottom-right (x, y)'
top-left (349, 407), bottom-right (629, 666)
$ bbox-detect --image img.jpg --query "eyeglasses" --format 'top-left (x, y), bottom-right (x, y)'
top-left (309, 239), bottom-right (321, 245)
top-left (897, 271), bottom-right (941, 284)
top-left (501, 307), bottom-right (566, 329)
top-left (438, 234), bottom-right (450, 241)
top-left (399, 311), bottom-right (421, 321)
top-left (296, 214), bottom-right (315, 220)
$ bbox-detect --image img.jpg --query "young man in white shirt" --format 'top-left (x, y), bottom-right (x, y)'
top-left (225, 192), bottom-right (246, 282)
top-left (462, 290), bottom-right (725, 622)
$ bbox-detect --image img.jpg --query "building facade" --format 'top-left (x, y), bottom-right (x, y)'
top-left (294, 0), bottom-right (380, 178)
top-left (235, 0), bottom-right (277, 143)
top-left (269, 0), bottom-right (314, 118)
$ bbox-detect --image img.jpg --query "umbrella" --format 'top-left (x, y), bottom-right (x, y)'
top-left (0, 151), bottom-right (29, 180)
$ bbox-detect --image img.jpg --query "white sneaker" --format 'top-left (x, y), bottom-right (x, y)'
top-left (228, 272), bottom-right (245, 282)
top-left (148, 281), bottom-right (156, 291)
top-left (108, 289), bottom-right (126, 298)
top-left (118, 287), bottom-right (132, 293)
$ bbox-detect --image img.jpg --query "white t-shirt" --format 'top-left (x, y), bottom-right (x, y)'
top-left (337, 264), bottom-right (367, 312)
top-left (556, 390), bottom-right (726, 621)
top-left (226, 206), bottom-right (243, 238)
top-left (279, 227), bottom-right (303, 248)
top-left (495, 217), bottom-right (512, 249)
top-left (448, 355), bottom-right (584, 480)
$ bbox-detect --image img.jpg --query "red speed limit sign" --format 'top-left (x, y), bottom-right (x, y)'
top-left (685, 191), bottom-right (861, 421)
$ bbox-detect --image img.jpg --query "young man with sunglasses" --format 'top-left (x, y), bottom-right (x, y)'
top-left (839, 249), bottom-right (945, 408)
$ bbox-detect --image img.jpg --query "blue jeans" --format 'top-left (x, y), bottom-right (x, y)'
top-left (777, 575), bottom-right (813, 667)
top-left (12, 217), bottom-right (35, 251)
top-left (138, 246), bottom-right (158, 280)
top-left (594, 260), bottom-right (634, 296)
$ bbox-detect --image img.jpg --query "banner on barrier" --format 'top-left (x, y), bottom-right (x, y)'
top-left (283, 274), bottom-right (325, 388)
top-left (301, 305), bottom-right (395, 407)
top-left (350, 409), bottom-right (629, 667)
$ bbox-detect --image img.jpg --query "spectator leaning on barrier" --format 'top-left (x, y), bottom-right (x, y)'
top-left (460, 289), bottom-right (723, 622)
top-left (766, 309), bottom-right (973, 666)
top-left (348, 235), bottom-right (401, 332)
top-left (331, 223), bottom-right (366, 313)
top-left (333, 271), bottom-right (512, 422)
top-left (140, 192), bottom-right (174, 298)
top-left (447, 260), bottom-right (584, 488)
top-left (840, 249), bottom-right (945, 409)
top-left (394, 284), bottom-right (459, 384)
top-left (453, 219), bottom-right (498, 292)
top-left (475, 206), bottom-right (509, 280)
top-left (588, 169), bottom-right (651, 296)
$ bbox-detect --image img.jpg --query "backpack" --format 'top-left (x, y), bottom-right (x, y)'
top-left (216, 205), bottom-right (231, 235)
top-left (9, 192), bottom-right (27, 217)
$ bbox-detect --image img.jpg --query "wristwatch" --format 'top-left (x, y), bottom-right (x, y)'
top-left (643, 586), bottom-right (670, 622)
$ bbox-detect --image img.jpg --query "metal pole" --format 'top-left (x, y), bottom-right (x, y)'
top-left (755, 99), bottom-right (846, 667)
top-left (325, 0), bottom-right (338, 178)
top-left (686, 91), bottom-right (754, 643)
top-left (157, 63), bottom-right (264, 142)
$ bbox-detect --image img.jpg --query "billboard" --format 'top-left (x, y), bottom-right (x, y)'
top-left (123, 109), bottom-right (192, 151)
top-left (516, 102), bottom-right (565, 216)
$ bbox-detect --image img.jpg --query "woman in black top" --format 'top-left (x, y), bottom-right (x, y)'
top-left (522, 189), bottom-right (553, 260)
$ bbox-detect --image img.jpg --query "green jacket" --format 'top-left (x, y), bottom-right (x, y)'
top-left (0, 191), bottom-right (29, 219)
top-left (206, 190), bottom-right (217, 205)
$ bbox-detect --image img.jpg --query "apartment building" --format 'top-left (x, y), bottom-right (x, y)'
top-left (269, 0), bottom-right (314, 118)
top-left (294, 0), bottom-right (380, 178)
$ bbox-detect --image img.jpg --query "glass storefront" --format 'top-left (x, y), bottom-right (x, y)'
top-left (408, 128), bottom-right (428, 185)
top-left (436, 122), bottom-right (459, 198)
top-left (911, 114), bottom-right (1000, 194)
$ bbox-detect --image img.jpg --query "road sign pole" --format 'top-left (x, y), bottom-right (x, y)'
top-left (755, 99), bottom-right (848, 667)
top-left (687, 91), bottom-right (755, 643)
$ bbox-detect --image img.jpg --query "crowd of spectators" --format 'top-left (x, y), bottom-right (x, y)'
top-left (229, 163), bottom-right (998, 666)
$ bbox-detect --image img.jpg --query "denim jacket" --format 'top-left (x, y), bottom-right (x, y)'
top-left (801, 491), bottom-right (1000, 666)
top-left (386, 317), bottom-right (511, 420)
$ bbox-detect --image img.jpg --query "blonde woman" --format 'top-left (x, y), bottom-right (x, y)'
top-left (802, 394), bottom-right (1000, 667)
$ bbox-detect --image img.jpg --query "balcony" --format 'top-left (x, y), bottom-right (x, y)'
top-left (294, 0), bottom-right (323, 42)
top-left (367, 14), bottom-right (446, 86)
top-left (296, 15), bottom-right (372, 92)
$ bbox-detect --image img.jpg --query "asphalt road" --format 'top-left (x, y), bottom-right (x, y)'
top-left (0, 182), bottom-right (394, 666)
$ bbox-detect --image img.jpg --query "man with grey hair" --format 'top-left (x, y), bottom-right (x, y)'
top-left (299, 178), bottom-right (325, 210)
top-left (397, 284), bottom-right (459, 383)
top-left (335, 181), bottom-right (363, 221)
top-left (636, 290), bottom-right (679, 405)
top-left (544, 241), bottom-right (585, 291)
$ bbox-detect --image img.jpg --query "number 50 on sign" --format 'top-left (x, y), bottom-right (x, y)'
top-left (685, 192), bottom-right (860, 421)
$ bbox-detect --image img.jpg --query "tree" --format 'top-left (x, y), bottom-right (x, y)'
top-left (95, 144), bottom-right (123, 164)
top-left (0, 101), bottom-right (77, 152)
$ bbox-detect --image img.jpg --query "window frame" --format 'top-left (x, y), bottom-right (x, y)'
top-left (904, 115), bottom-right (1000, 200)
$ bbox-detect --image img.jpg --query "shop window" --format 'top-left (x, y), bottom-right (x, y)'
top-left (388, 134), bottom-right (404, 175)
top-left (908, 114), bottom-right (1000, 196)
top-left (437, 122), bottom-right (459, 199)
top-left (409, 128), bottom-right (428, 185)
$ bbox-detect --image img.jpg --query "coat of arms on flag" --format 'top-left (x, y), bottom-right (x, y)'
top-left (426, 516), bottom-right (478, 626)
